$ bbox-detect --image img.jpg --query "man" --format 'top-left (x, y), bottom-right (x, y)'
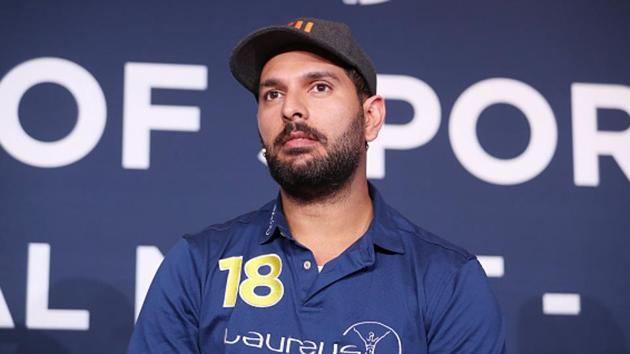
top-left (128, 18), bottom-right (505, 353)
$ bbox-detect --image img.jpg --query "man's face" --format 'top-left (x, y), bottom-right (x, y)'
top-left (257, 51), bottom-right (366, 201)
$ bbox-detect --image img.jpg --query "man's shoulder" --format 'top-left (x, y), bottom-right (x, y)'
top-left (181, 201), bottom-right (274, 254)
top-left (202, 204), bottom-right (269, 233)
top-left (385, 204), bottom-right (476, 271)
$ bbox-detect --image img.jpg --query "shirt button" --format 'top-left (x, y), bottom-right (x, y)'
top-left (303, 260), bottom-right (312, 270)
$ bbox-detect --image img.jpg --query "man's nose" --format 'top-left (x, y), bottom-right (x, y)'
top-left (281, 91), bottom-right (308, 121)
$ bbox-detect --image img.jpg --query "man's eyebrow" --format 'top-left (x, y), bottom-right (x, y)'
top-left (259, 78), bottom-right (281, 89)
top-left (303, 70), bottom-right (341, 83)
top-left (258, 70), bottom-right (342, 90)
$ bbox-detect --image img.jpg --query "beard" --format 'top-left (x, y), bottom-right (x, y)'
top-left (263, 112), bottom-right (365, 203)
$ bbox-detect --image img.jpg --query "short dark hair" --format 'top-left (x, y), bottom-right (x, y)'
top-left (345, 68), bottom-right (371, 103)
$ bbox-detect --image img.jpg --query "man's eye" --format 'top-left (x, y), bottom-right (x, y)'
top-left (264, 91), bottom-right (281, 101)
top-left (312, 83), bottom-right (331, 93)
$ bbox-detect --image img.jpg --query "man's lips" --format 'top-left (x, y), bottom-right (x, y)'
top-left (273, 122), bottom-right (327, 151)
top-left (282, 131), bottom-right (319, 148)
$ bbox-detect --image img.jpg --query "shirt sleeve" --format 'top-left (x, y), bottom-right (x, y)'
top-left (426, 259), bottom-right (506, 354)
top-left (127, 238), bottom-right (203, 354)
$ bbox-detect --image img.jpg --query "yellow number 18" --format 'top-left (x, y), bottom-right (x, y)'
top-left (218, 254), bottom-right (284, 308)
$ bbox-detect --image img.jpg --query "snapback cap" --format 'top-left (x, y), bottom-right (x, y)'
top-left (230, 18), bottom-right (377, 98)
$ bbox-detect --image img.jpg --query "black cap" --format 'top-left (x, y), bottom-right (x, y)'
top-left (230, 18), bottom-right (376, 98)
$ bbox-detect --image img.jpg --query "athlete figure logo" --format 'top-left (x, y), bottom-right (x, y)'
top-left (352, 328), bottom-right (391, 354)
top-left (343, 321), bottom-right (402, 354)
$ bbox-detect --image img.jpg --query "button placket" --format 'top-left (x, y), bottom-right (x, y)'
top-left (303, 260), bottom-right (312, 270)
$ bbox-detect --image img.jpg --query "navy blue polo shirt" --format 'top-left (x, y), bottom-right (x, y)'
top-left (128, 186), bottom-right (505, 353)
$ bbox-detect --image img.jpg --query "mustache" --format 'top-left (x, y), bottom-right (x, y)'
top-left (273, 122), bottom-right (328, 147)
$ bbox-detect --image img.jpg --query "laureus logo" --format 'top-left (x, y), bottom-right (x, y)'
top-left (342, 321), bottom-right (402, 354)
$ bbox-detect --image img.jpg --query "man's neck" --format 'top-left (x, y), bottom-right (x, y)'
top-left (280, 171), bottom-right (373, 266)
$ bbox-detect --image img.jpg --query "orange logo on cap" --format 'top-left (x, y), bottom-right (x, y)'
top-left (288, 20), bottom-right (314, 33)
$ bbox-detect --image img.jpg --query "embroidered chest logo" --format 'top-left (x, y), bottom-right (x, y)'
top-left (223, 321), bottom-right (402, 353)
top-left (343, 321), bottom-right (402, 354)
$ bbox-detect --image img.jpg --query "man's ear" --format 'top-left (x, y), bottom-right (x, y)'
top-left (362, 95), bottom-right (386, 142)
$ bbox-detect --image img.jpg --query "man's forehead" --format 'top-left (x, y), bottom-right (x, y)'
top-left (259, 50), bottom-right (347, 82)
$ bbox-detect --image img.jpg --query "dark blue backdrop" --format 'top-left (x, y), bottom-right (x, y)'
top-left (1, 1), bottom-right (629, 353)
